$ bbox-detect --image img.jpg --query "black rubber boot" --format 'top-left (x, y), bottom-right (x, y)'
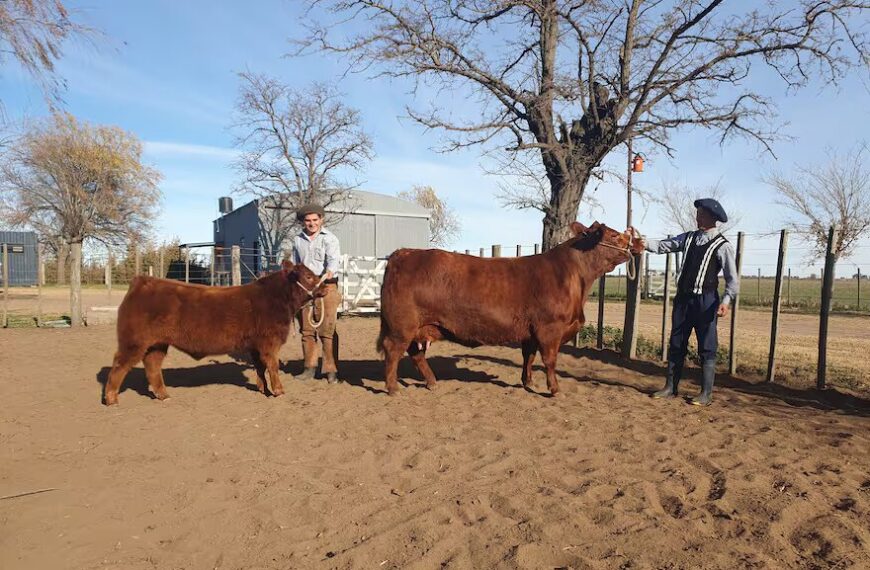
top-left (295, 367), bottom-right (316, 381)
top-left (652, 361), bottom-right (682, 399)
top-left (691, 361), bottom-right (716, 406)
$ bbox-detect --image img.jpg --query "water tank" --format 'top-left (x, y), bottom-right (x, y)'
top-left (218, 196), bottom-right (233, 214)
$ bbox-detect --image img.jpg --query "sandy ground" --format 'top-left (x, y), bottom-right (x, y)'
top-left (1, 314), bottom-right (869, 570)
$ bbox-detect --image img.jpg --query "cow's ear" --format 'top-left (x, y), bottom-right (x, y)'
top-left (570, 222), bottom-right (587, 236)
top-left (281, 260), bottom-right (294, 272)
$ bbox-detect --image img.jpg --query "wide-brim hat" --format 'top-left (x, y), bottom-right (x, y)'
top-left (296, 203), bottom-right (325, 222)
top-left (693, 198), bottom-right (728, 223)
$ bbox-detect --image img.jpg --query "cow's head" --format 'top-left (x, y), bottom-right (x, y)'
top-left (568, 221), bottom-right (644, 273)
top-left (282, 261), bottom-right (328, 299)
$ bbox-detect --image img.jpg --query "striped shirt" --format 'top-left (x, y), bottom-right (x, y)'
top-left (646, 228), bottom-right (740, 305)
top-left (291, 228), bottom-right (342, 278)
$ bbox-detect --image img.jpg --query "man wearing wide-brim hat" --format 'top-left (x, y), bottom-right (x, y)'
top-left (643, 198), bottom-right (740, 406)
top-left (290, 202), bottom-right (343, 384)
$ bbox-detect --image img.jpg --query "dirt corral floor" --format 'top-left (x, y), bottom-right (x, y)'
top-left (2, 317), bottom-right (869, 570)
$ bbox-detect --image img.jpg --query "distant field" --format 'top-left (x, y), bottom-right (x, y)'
top-left (591, 275), bottom-right (870, 312)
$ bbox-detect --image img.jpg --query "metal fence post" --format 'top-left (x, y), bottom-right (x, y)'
top-left (492, 245), bottom-right (501, 258)
top-left (36, 246), bottom-right (43, 327)
top-left (210, 246), bottom-right (216, 286)
top-left (2, 244), bottom-right (8, 328)
top-left (534, 243), bottom-right (541, 255)
top-left (766, 230), bottom-right (789, 382)
top-left (858, 268), bottom-right (862, 310)
top-left (106, 252), bottom-right (113, 299)
top-left (479, 247), bottom-right (485, 257)
top-left (516, 244), bottom-right (522, 257)
top-left (597, 275), bottom-right (606, 349)
top-left (184, 247), bottom-right (190, 283)
top-left (817, 225), bottom-right (840, 390)
top-left (661, 239), bottom-right (672, 362)
top-left (231, 246), bottom-right (241, 286)
top-left (728, 232), bottom-right (745, 375)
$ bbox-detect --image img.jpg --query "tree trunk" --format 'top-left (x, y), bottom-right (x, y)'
top-left (69, 241), bottom-right (83, 327)
top-left (540, 169), bottom-right (591, 250)
top-left (57, 242), bottom-right (68, 285)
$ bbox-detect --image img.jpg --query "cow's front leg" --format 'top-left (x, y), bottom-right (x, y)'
top-left (538, 341), bottom-right (561, 396)
top-left (250, 350), bottom-right (267, 394)
top-left (259, 349), bottom-right (284, 396)
top-left (520, 339), bottom-right (538, 389)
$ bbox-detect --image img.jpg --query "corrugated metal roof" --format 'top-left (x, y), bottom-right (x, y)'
top-left (213, 190), bottom-right (431, 222)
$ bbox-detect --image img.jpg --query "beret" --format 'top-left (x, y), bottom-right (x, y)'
top-left (693, 198), bottom-right (728, 223)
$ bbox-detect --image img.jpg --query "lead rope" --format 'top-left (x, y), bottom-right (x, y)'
top-left (597, 242), bottom-right (636, 280)
top-left (295, 275), bottom-right (330, 329)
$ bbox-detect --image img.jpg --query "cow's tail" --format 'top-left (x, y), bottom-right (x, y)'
top-left (375, 318), bottom-right (387, 356)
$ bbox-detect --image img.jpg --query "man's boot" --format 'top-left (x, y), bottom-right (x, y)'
top-left (691, 361), bottom-right (716, 406)
top-left (295, 367), bottom-right (316, 381)
top-left (652, 361), bottom-right (681, 399)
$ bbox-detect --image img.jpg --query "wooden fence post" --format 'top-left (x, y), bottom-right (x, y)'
top-left (766, 230), bottom-right (789, 382)
top-left (858, 268), bottom-right (861, 310)
top-left (817, 225), bottom-right (840, 390)
top-left (516, 244), bottom-right (522, 257)
top-left (492, 245), bottom-right (501, 258)
top-left (2, 243), bottom-right (8, 328)
top-left (534, 243), bottom-right (541, 255)
top-left (479, 247), bottom-right (484, 257)
top-left (464, 249), bottom-right (470, 255)
top-left (622, 253), bottom-right (644, 359)
top-left (231, 246), bottom-right (241, 286)
top-left (787, 268), bottom-right (791, 307)
top-left (660, 239), bottom-right (672, 362)
top-left (148, 265), bottom-right (153, 277)
top-left (158, 249), bottom-right (165, 280)
top-left (184, 247), bottom-right (191, 283)
top-left (728, 232), bottom-right (745, 375)
top-left (38, 247), bottom-right (45, 286)
top-left (134, 246), bottom-right (141, 276)
top-left (643, 253), bottom-right (651, 299)
top-left (597, 275), bottom-right (606, 349)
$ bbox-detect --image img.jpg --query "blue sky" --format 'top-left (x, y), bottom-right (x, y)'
top-left (2, 0), bottom-right (869, 277)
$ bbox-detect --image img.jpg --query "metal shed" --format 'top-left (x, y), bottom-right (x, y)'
top-left (212, 190), bottom-right (431, 283)
top-left (0, 231), bottom-right (38, 286)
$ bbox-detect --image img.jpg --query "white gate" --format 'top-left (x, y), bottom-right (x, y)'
top-left (340, 255), bottom-right (387, 314)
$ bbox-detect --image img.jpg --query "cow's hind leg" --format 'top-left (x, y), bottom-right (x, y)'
top-left (407, 342), bottom-right (437, 390)
top-left (104, 345), bottom-right (147, 406)
top-left (521, 339), bottom-right (539, 390)
top-left (143, 344), bottom-right (170, 401)
top-left (382, 336), bottom-right (407, 396)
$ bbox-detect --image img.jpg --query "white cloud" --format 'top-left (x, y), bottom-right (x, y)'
top-left (144, 141), bottom-right (240, 160)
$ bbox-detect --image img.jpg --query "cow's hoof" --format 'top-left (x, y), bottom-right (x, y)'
top-left (425, 382), bottom-right (437, 391)
top-left (153, 391), bottom-right (170, 401)
top-left (104, 393), bottom-right (119, 406)
top-left (272, 387), bottom-right (285, 397)
top-left (325, 372), bottom-right (339, 384)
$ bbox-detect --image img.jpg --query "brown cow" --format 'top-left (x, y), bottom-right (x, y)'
top-left (103, 261), bottom-right (324, 405)
top-left (376, 221), bottom-right (644, 396)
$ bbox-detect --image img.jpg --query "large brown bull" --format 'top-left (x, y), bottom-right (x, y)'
top-left (104, 262), bottom-right (324, 405)
top-left (376, 222), bottom-right (644, 396)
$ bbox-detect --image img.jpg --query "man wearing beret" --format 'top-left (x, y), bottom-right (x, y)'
top-left (644, 198), bottom-right (740, 406)
top-left (291, 203), bottom-right (342, 384)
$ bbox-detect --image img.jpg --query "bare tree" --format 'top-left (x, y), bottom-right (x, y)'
top-left (0, 113), bottom-right (162, 325)
top-left (658, 179), bottom-right (738, 234)
top-left (398, 185), bottom-right (460, 246)
top-left (232, 72), bottom-right (374, 264)
top-left (299, 1), bottom-right (869, 250)
top-left (766, 143), bottom-right (870, 261)
top-left (0, 0), bottom-right (95, 107)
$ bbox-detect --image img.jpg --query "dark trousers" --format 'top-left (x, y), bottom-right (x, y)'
top-left (669, 291), bottom-right (720, 377)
